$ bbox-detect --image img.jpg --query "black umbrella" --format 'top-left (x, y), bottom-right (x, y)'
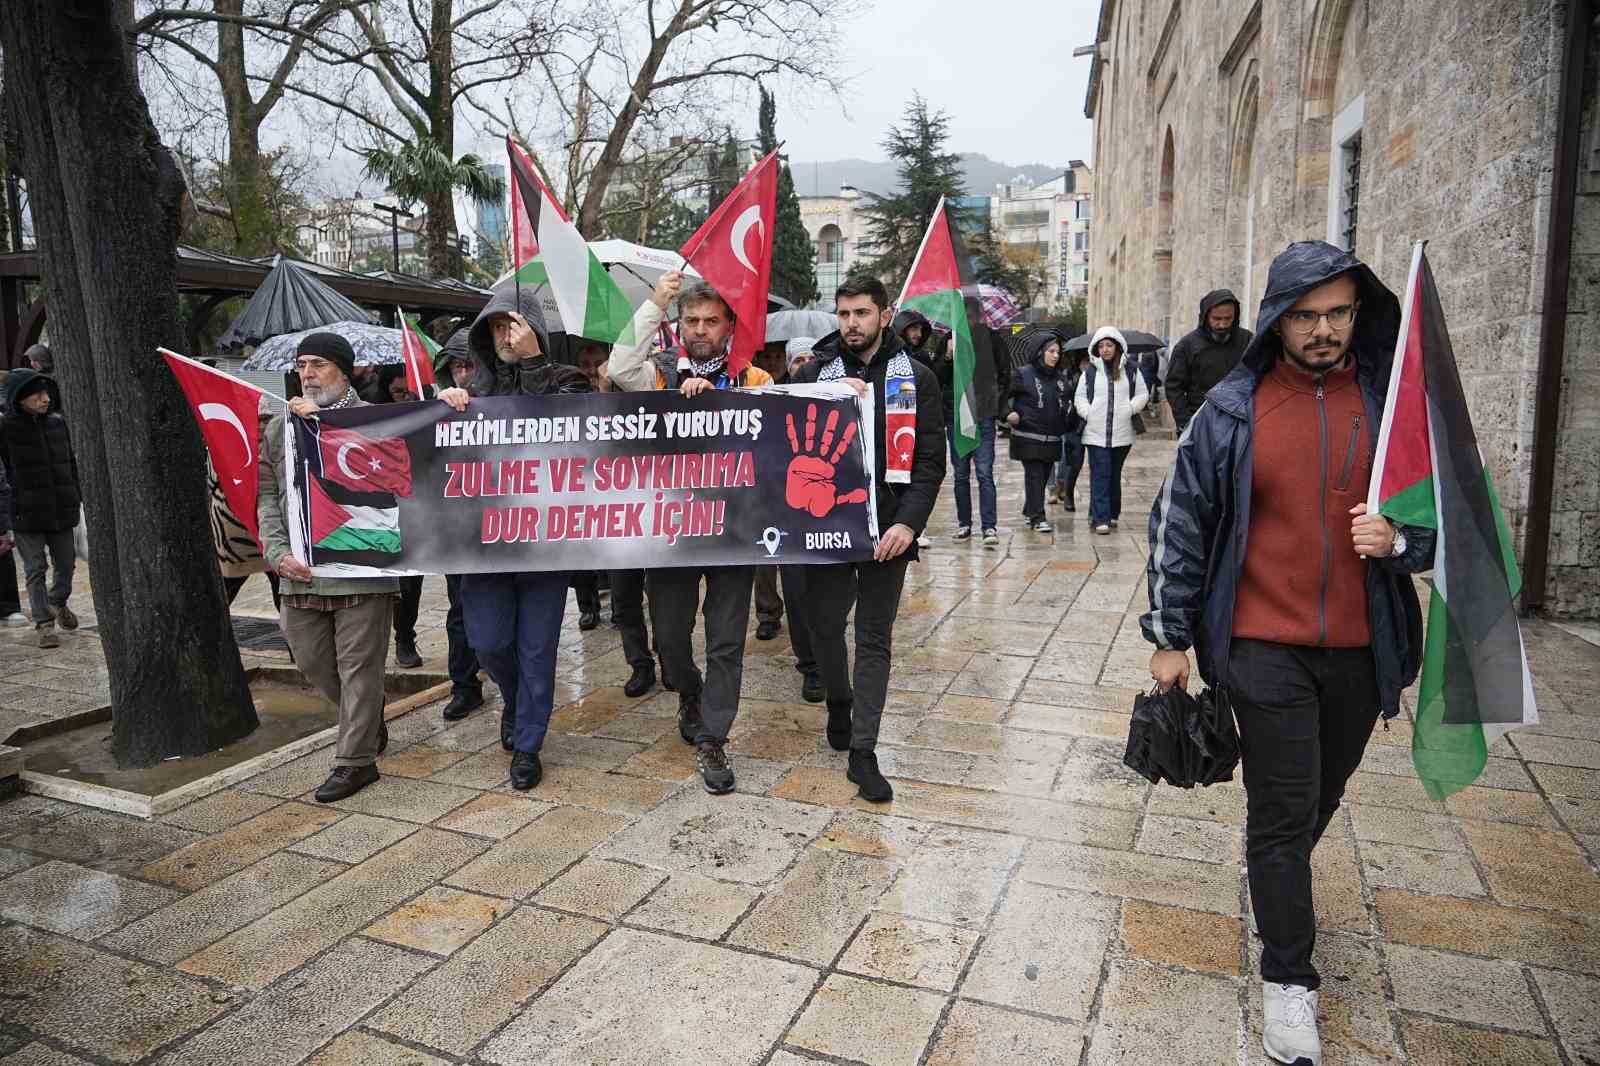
top-left (1123, 685), bottom-right (1240, 789)
top-left (1008, 322), bottom-right (1074, 368)
top-left (218, 255), bottom-right (372, 350)
top-left (1065, 328), bottom-right (1164, 354)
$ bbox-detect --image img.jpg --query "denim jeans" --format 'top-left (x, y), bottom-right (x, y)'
top-left (1229, 639), bottom-right (1381, 988)
top-left (1086, 445), bottom-right (1131, 526)
top-left (948, 416), bottom-right (997, 531)
top-left (461, 570), bottom-right (569, 754)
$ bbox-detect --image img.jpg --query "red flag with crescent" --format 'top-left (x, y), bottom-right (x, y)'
top-left (679, 149), bottom-right (780, 377)
top-left (160, 347), bottom-right (269, 540)
top-left (315, 424), bottom-right (413, 497)
top-left (397, 309), bottom-right (437, 398)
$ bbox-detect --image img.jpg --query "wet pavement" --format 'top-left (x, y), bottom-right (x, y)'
top-left (2, 435), bottom-right (1599, 1065)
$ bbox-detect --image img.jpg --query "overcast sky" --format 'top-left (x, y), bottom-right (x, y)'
top-left (777, 0), bottom-right (1101, 167)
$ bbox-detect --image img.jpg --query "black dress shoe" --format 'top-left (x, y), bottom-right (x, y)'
top-left (755, 618), bottom-right (781, 641)
top-left (623, 663), bottom-right (656, 698)
top-left (501, 707), bottom-right (515, 752)
top-left (658, 654), bottom-right (675, 692)
top-left (395, 638), bottom-right (422, 668)
top-left (578, 610), bottom-right (600, 631)
top-left (801, 670), bottom-right (825, 704)
top-left (677, 693), bottom-right (703, 745)
top-left (442, 691), bottom-right (484, 721)
top-left (377, 722), bottom-right (389, 755)
top-left (314, 764), bottom-right (379, 803)
top-left (826, 701), bottom-right (852, 752)
top-left (510, 750), bottom-right (543, 791)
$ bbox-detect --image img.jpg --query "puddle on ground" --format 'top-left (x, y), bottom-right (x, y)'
top-left (21, 682), bottom-right (339, 795)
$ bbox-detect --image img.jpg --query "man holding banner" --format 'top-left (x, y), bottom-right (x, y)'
top-left (794, 276), bottom-right (946, 803)
top-left (436, 285), bottom-right (590, 791)
top-left (258, 332), bottom-right (397, 804)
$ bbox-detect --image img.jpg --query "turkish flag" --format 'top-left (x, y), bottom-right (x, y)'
top-left (679, 149), bottom-right (780, 377)
top-left (397, 310), bottom-right (437, 398)
top-left (160, 348), bottom-right (268, 541)
top-left (316, 425), bottom-right (414, 497)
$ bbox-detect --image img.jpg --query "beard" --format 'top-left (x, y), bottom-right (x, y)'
top-left (842, 321), bottom-right (881, 355)
top-left (1207, 327), bottom-right (1232, 343)
top-left (683, 336), bottom-right (724, 361)
top-left (1284, 338), bottom-right (1348, 373)
top-left (302, 380), bottom-right (342, 404)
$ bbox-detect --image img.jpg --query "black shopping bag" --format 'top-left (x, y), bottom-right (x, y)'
top-left (1122, 684), bottom-right (1239, 788)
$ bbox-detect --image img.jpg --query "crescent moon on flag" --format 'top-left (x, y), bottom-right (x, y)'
top-left (336, 441), bottom-right (369, 481)
top-left (198, 402), bottom-right (253, 474)
top-left (730, 204), bottom-right (763, 275)
top-left (892, 426), bottom-right (916, 451)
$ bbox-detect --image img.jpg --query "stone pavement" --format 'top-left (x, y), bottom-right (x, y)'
top-left (2, 437), bottom-right (1600, 1066)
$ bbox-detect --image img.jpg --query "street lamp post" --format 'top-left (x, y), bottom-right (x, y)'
top-left (372, 202), bottom-right (413, 272)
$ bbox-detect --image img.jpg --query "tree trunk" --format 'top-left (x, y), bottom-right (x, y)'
top-left (1, 0), bottom-right (258, 767)
top-left (215, 0), bottom-right (274, 255)
top-left (423, 0), bottom-right (456, 279)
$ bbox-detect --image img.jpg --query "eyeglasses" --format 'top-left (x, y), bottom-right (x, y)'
top-left (294, 357), bottom-right (333, 373)
top-left (1280, 305), bottom-right (1357, 334)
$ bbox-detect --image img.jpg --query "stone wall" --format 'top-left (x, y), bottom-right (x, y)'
top-left (1085, 0), bottom-right (1599, 617)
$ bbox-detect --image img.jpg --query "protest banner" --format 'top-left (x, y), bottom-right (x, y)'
top-left (285, 382), bottom-right (879, 576)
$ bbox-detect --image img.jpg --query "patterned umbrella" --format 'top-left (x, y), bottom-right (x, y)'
top-left (240, 321), bottom-right (403, 372)
top-left (967, 284), bottom-right (1023, 328)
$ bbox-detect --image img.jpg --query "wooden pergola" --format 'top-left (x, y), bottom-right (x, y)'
top-left (0, 245), bottom-right (492, 368)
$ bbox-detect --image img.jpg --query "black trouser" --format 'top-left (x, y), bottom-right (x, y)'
top-left (1229, 638), bottom-right (1381, 990)
top-left (394, 575), bottom-right (423, 643)
top-left (647, 566), bottom-right (753, 745)
top-left (1021, 459), bottom-right (1052, 519)
top-left (809, 557), bottom-right (909, 751)
top-left (571, 571), bottom-right (601, 615)
top-left (445, 574), bottom-right (482, 698)
top-left (780, 565), bottom-right (817, 674)
top-left (0, 548), bottom-right (20, 616)
top-left (609, 568), bottom-right (652, 668)
top-left (223, 572), bottom-right (282, 611)
top-left (753, 566), bottom-right (783, 624)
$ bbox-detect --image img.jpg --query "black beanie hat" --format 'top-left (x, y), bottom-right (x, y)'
top-left (296, 332), bottom-right (357, 380)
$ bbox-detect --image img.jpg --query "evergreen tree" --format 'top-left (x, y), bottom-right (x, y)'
top-left (759, 86), bottom-right (820, 306)
top-left (857, 94), bottom-right (968, 293)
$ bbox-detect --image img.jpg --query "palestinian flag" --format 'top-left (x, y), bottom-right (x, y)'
top-left (505, 136), bottom-right (634, 344)
top-left (397, 308), bottom-right (437, 398)
top-left (307, 474), bottom-right (400, 555)
top-left (897, 197), bottom-right (979, 456)
top-left (1369, 242), bottom-right (1537, 799)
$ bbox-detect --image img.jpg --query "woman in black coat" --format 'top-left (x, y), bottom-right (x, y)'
top-left (1005, 334), bottom-right (1072, 532)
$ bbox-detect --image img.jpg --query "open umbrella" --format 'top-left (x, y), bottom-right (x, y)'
top-left (766, 309), bottom-right (837, 343)
top-left (1065, 328), bottom-right (1165, 354)
top-left (240, 321), bottom-right (403, 372)
top-left (218, 255), bottom-right (372, 350)
top-left (587, 239), bottom-right (702, 308)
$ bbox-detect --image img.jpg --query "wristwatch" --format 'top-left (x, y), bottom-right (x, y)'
top-left (1390, 529), bottom-right (1407, 558)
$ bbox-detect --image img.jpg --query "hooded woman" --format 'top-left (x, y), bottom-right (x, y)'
top-left (1074, 326), bottom-right (1149, 534)
top-left (1005, 333), bottom-right (1073, 532)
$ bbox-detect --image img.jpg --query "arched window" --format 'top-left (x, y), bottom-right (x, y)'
top-left (1153, 128), bottom-right (1176, 341)
top-left (1304, 0), bottom-right (1368, 251)
top-left (1229, 68), bottom-right (1261, 310)
top-left (817, 224), bottom-right (843, 265)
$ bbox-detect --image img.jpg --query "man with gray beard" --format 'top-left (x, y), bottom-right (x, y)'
top-left (258, 332), bottom-right (398, 803)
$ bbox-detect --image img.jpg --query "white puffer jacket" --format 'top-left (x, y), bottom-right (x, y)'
top-left (1073, 326), bottom-right (1150, 448)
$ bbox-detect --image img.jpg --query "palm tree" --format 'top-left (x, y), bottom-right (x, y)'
top-left (360, 138), bottom-right (505, 279)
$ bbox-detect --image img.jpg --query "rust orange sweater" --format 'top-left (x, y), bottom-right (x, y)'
top-left (1232, 356), bottom-right (1373, 648)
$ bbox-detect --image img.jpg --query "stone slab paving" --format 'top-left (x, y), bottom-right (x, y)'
top-left (1, 441), bottom-right (1598, 1064)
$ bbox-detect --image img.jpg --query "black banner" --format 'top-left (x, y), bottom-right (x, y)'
top-left (286, 383), bottom-right (879, 575)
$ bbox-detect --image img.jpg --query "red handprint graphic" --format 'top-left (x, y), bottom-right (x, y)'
top-left (785, 403), bottom-right (870, 518)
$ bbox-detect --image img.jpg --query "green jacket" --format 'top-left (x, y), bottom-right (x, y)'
top-left (257, 403), bottom-right (400, 598)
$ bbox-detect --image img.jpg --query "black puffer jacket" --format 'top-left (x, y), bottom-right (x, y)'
top-left (1141, 241), bottom-right (1434, 716)
top-left (1006, 334), bottom-right (1073, 463)
top-left (466, 283), bottom-right (589, 397)
top-left (1165, 288), bottom-right (1253, 430)
top-left (1, 370), bottom-right (80, 533)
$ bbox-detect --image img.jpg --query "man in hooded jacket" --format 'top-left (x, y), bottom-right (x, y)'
top-left (436, 286), bottom-right (590, 792)
top-left (1143, 242), bottom-right (1435, 1066)
top-left (1164, 288), bottom-right (1253, 432)
top-left (930, 297), bottom-right (1008, 544)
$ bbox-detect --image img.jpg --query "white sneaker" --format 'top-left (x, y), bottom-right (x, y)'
top-left (2, 612), bottom-right (27, 628)
top-left (1094, 524), bottom-right (1112, 535)
top-left (952, 526), bottom-right (972, 540)
top-left (916, 534), bottom-right (931, 548)
top-left (1263, 982), bottom-right (1321, 1065)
